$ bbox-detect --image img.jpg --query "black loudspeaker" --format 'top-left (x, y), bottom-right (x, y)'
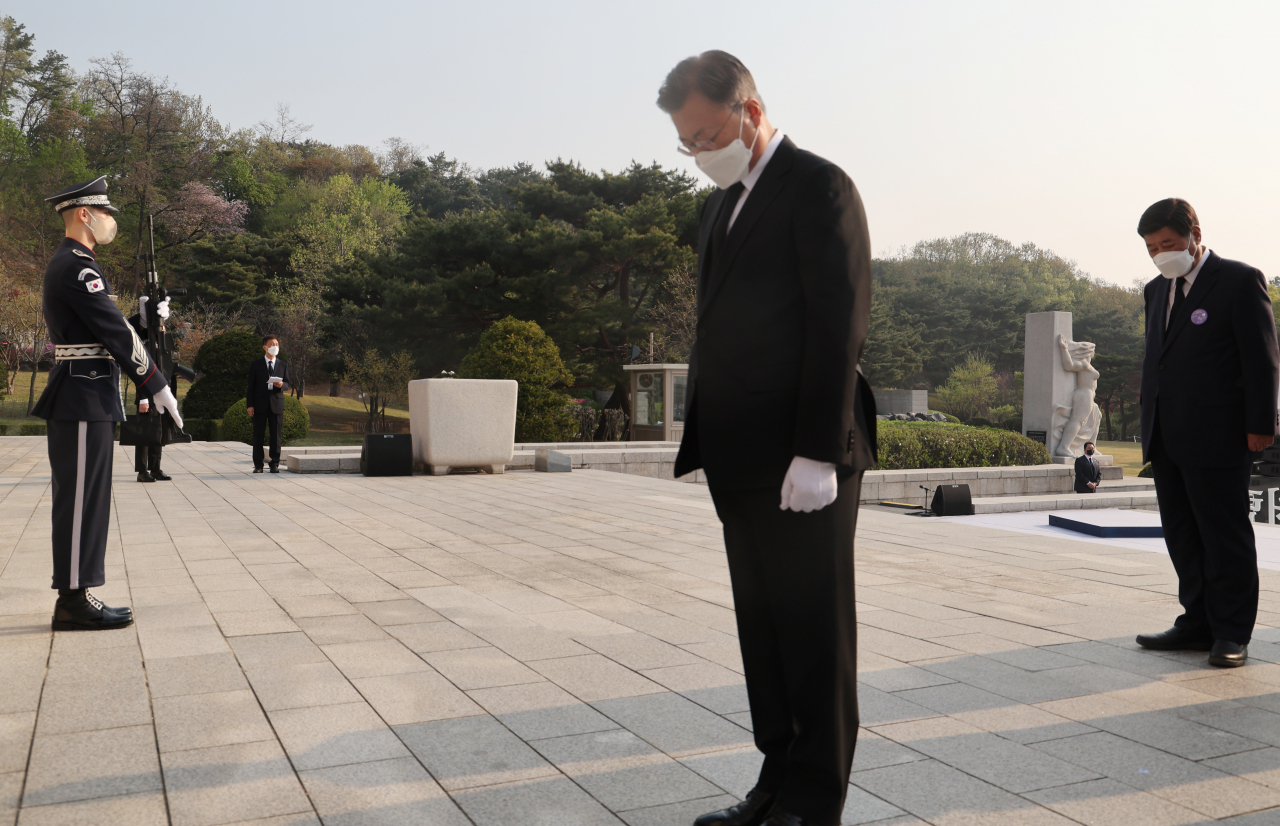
top-left (360, 433), bottom-right (413, 477)
top-left (930, 483), bottom-right (974, 516)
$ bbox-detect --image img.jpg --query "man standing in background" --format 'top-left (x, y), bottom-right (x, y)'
top-left (246, 335), bottom-right (290, 473)
top-left (1135, 198), bottom-right (1279, 668)
top-left (657, 51), bottom-right (876, 826)
top-left (1074, 441), bottom-right (1101, 493)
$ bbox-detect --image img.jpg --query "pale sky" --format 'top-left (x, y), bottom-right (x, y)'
top-left (13, 0), bottom-right (1280, 287)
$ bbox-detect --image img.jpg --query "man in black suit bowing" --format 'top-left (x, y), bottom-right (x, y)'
top-left (246, 334), bottom-right (290, 473)
top-left (657, 51), bottom-right (876, 826)
top-left (1135, 198), bottom-right (1279, 668)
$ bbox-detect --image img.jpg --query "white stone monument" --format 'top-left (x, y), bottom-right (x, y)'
top-left (1022, 312), bottom-right (1109, 464)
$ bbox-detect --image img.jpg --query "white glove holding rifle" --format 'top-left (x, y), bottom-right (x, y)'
top-left (136, 295), bottom-right (170, 327)
top-left (151, 385), bottom-right (184, 430)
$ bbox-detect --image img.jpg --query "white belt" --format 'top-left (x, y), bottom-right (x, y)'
top-left (55, 343), bottom-right (110, 362)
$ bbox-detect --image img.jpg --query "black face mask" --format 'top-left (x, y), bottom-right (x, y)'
top-left (1085, 449), bottom-right (1094, 455)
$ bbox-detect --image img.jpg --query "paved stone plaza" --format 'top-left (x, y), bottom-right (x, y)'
top-left (3, 437), bottom-right (1280, 825)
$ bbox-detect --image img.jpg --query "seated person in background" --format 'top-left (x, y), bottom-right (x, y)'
top-left (1074, 441), bottom-right (1102, 493)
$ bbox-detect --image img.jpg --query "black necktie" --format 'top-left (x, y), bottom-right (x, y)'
top-left (1167, 276), bottom-right (1187, 332)
top-left (710, 183), bottom-right (745, 263)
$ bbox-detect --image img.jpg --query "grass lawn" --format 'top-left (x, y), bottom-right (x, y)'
top-left (1096, 439), bottom-right (1145, 475)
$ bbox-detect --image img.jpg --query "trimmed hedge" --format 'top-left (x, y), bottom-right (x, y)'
top-left (184, 331), bottom-right (263, 419)
top-left (182, 418), bottom-right (223, 442)
top-left (874, 421), bottom-right (1051, 470)
top-left (221, 397), bottom-right (309, 445)
top-left (1138, 462), bottom-right (1153, 478)
top-left (1002, 415), bottom-right (1023, 433)
top-left (18, 423), bottom-right (46, 436)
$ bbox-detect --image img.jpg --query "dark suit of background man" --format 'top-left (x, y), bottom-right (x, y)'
top-left (658, 51), bottom-right (876, 826)
top-left (1074, 441), bottom-right (1102, 493)
top-left (128, 295), bottom-right (174, 483)
top-left (1135, 198), bottom-right (1279, 669)
top-left (246, 335), bottom-right (290, 473)
top-left (33, 176), bottom-right (183, 630)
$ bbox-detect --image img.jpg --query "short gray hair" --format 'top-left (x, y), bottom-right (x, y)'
top-left (656, 50), bottom-right (763, 114)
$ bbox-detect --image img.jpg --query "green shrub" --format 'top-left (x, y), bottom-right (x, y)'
top-left (874, 421), bottom-right (1051, 470)
top-left (0, 423), bottom-right (7, 435)
top-left (459, 316), bottom-right (577, 442)
top-left (182, 418), bottom-right (223, 441)
top-left (18, 423), bottom-right (46, 436)
top-left (1002, 415), bottom-right (1023, 433)
top-left (221, 397), bottom-right (308, 444)
top-left (967, 417), bottom-right (993, 428)
top-left (184, 331), bottom-right (263, 419)
top-left (1138, 462), bottom-right (1153, 478)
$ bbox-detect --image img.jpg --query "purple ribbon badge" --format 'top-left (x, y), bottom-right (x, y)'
top-left (1191, 309), bottom-right (1208, 325)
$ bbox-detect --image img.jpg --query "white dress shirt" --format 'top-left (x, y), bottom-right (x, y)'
top-left (726, 129), bottom-right (786, 232)
top-left (1165, 247), bottom-right (1211, 328)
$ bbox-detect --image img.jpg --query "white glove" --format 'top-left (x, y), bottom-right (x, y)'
top-left (155, 297), bottom-right (170, 320)
top-left (780, 456), bottom-right (838, 513)
top-left (152, 385), bottom-right (184, 430)
top-left (138, 295), bottom-right (149, 327)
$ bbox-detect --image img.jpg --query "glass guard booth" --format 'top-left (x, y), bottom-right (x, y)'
top-left (623, 364), bottom-right (689, 442)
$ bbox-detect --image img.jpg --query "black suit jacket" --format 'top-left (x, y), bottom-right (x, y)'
top-left (1140, 251), bottom-right (1279, 467)
top-left (674, 137), bottom-right (877, 490)
top-left (246, 358), bottom-right (291, 415)
top-left (1074, 454), bottom-right (1102, 493)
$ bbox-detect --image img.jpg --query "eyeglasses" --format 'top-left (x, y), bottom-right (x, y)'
top-left (676, 103), bottom-right (742, 156)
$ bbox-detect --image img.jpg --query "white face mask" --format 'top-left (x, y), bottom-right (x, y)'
top-left (84, 210), bottom-right (118, 245)
top-left (266, 346), bottom-right (279, 357)
top-left (694, 108), bottom-right (759, 189)
top-left (1153, 235), bottom-right (1197, 279)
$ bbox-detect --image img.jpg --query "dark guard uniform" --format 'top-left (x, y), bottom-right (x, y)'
top-left (34, 178), bottom-right (168, 627)
top-left (127, 311), bottom-right (172, 481)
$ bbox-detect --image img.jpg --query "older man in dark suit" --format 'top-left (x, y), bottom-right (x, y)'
top-left (1074, 441), bottom-right (1102, 493)
top-left (658, 51), bottom-right (876, 826)
top-left (1134, 198), bottom-right (1279, 668)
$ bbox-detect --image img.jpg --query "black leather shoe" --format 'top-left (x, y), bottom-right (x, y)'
top-left (1136, 627), bottom-right (1213, 651)
top-left (253, 467), bottom-right (264, 473)
top-left (52, 590), bottom-right (134, 631)
top-left (137, 471), bottom-right (154, 483)
top-left (1209, 640), bottom-right (1248, 668)
top-left (269, 466), bottom-right (279, 473)
top-left (694, 789), bottom-right (775, 826)
top-left (151, 470), bottom-right (171, 481)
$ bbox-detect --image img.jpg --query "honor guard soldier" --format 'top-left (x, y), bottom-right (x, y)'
top-left (33, 176), bottom-right (184, 630)
top-left (128, 295), bottom-right (174, 482)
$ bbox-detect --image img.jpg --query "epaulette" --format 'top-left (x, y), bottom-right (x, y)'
top-left (71, 248), bottom-right (95, 260)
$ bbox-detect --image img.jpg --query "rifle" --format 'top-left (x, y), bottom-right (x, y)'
top-left (139, 213), bottom-right (195, 444)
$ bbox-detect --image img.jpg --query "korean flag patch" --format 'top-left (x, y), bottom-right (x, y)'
top-left (86, 278), bottom-right (105, 293)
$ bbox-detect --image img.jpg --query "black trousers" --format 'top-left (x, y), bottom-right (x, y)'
top-left (1150, 428), bottom-right (1258, 643)
top-left (709, 473), bottom-right (862, 824)
top-left (47, 420), bottom-right (115, 590)
top-left (135, 443), bottom-right (162, 473)
top-left (252, 412), bottom-right (283, 469)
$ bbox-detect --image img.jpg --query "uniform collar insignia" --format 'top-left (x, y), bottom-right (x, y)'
top-left (72, 248), bottom-right (95, 259)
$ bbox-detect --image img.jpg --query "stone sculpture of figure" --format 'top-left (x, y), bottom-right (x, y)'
top-left (1053, 334), bottom-right (1102, 458)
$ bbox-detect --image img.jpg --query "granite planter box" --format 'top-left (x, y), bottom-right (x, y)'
top-left (409, 378), bottom-right (518, 475)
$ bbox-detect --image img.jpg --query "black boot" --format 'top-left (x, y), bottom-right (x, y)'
top-left (150, 469), bottom-right (171, 481)
top-left (137, 471), bottom-right (154, 483)
top-left (52, 589), bottom-right (133, 631)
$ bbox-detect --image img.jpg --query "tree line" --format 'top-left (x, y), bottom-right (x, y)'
top-left (4, 13), bottom-right (1273, 440)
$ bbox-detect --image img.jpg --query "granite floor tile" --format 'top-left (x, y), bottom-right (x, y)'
top-left (467, 681), bottom-right (618, 741)
top-left (1022, 777), bottom-right (1205, 826)
top-left (295, 614), bottom-right (390, 645)
top-left (145, 651), bottom-right (250, 698)
top-left (244, 662), bottom-right (363, 711)
top-left (422, 646), bottom-right (543, 689)
top-left (23, 725), bottom-right (161, 807)
top-left (320, 640), bottom-right (430, 678)
top-left (228, 632), bottom-right (327, 670)
top-left (395, 715), bottom-right (557, 790)
top-left (298, 757), bottom-right (471, 826)
top-left (152, 689), bottom-right (275, 753)
top-left (353, 599), bottom-right (442, 626)
top-left (0, 712), bottom-right (34, 774)
top-left (162, 739), bottom-right (312, 826)
top-left (593, 692), bottom-right (752, 758)
top-left (529, 654), bottom-right (665, 702)
top-left (618, 795), bottom-right (738, 826)
top-left (268, 702), bottom-right (410, 771)
top-left (351, 671), bottom-right (484, 725)
top-left (15, 790), bottom-right (169, 826)
top-left (531, 729), bottom-right (723, 812)
top-left (451, 775), bottom-right (624, 826)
